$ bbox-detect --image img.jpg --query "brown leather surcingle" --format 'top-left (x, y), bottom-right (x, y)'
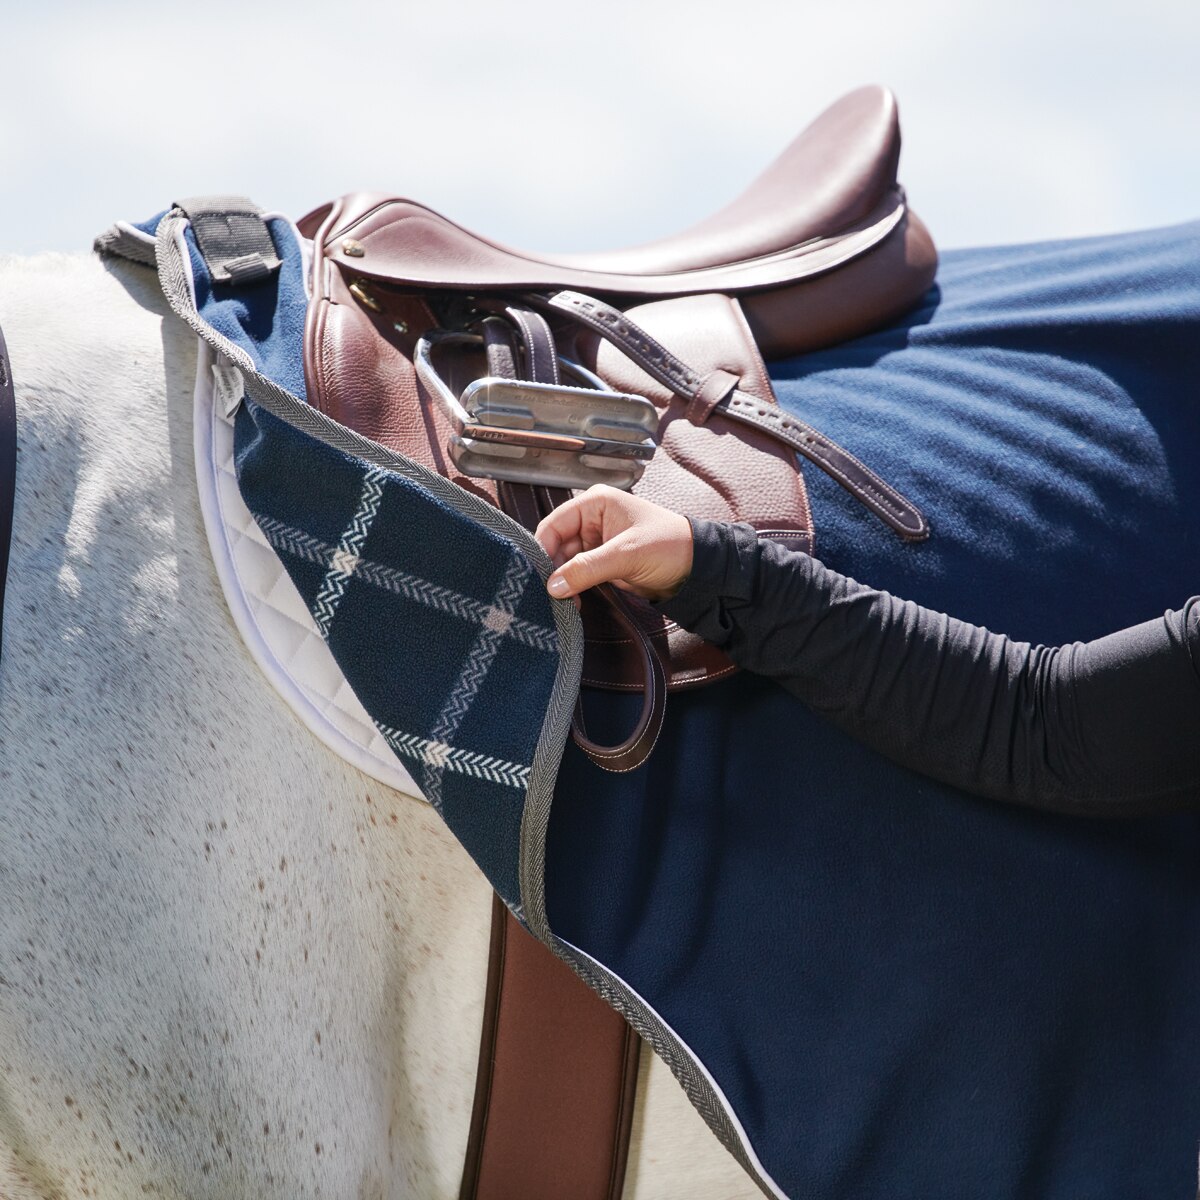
top-left (300, 84), bottom-right (935, 773)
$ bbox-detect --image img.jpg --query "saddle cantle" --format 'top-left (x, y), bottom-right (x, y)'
top-left (299, 84), bottom-right (938, 772)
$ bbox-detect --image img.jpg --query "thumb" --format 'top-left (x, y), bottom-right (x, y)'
top-left (546, 535), bottom-right (634, 598)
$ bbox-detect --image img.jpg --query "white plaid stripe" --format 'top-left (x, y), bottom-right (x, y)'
top-left (377, 726), bottom-right (530, 789)
top-left (252, 512), bottom-right (557, 652)
top-left (420, 552), bottom-right (530, 809)
top-left (310, 467), bottom-right (386, 634)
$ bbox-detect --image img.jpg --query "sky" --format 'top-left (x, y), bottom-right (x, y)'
top-left (0, 0), bottom-right (1196, 256)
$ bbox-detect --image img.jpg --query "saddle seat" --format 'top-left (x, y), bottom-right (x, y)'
top-left (299, 85), bottom-right (935, 358)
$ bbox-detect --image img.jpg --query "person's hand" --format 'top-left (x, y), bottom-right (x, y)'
top-left (534, 485), bottom-right (694, 602)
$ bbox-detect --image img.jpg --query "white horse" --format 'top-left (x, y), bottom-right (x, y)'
top-left (0, 252), bottom-right (757, 1199)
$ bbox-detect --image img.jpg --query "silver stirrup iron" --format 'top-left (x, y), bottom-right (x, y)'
top-left (414, 331), bottom-right (659, 491)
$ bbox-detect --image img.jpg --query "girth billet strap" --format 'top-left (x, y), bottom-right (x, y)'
top-left (0, 323), bottom-right (16, 664)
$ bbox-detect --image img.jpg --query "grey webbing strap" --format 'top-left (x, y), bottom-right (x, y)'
top-left (174, 196), bottom-right (281, 285)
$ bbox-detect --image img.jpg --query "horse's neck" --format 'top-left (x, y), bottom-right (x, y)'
top-left (0, 253), bottom-right (490, 1198)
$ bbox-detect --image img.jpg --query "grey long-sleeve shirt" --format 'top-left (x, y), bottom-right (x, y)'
top-left (655, 519), bottom-right (1200, 816)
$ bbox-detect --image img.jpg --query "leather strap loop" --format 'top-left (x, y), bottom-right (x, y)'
top-left (571, 583), bottom-right (668, 773)
top-left (495, 470), bottom-right (665, 773)
top-left (687, 368), bottom-right (739, 425)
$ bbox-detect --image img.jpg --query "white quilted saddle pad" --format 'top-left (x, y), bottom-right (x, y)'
top-left (188, 219), bottom-right (421, 798)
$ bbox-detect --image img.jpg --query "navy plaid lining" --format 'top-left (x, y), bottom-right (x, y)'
top-left (235, 397), bottom-right (562, 905)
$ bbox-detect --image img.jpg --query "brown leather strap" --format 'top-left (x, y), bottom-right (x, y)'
top-left (481, 316), bottom-right (520, 379)
top-left (570, 583), bottom-right (668, 773)
top-left (503, 305), bottom-right (561, 387)
top-left (533, 482), bottom-right (667, 775)
top-left (460, 896), bottom-right (641, 1200)
top-left (720, 390), bottom-right (930, 541)
top-left (537, 289), bottom-right (929, 542)
top-left (0, 324), bottom-right (16, 663)
top-left (494, 326), bottom-right (669, 774)
top-left (540, 290), bottom-right (707, 400)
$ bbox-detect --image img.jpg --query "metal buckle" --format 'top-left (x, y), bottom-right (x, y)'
top-left (414, 331), bottom-right (658, 490)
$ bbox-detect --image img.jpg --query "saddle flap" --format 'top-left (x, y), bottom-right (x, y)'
top-left (572, 292), bottom-right (812, 539)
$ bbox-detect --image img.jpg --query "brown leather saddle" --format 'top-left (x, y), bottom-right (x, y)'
top-left (299, 83), bottom-right (936, 773)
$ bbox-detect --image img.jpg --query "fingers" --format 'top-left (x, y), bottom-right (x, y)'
top-left (547, 532), bottom-right (636, 598)
top-left (550, 534), bottom-right (584, 571)
top-left (535, 485), bottom-right (688, 602)
top-left (535, 487), bottom-right (617, 561)
top-left (533, 508), bottom-right (572, 563)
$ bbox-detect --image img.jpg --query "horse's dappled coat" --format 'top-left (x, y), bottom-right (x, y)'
top-left (104, 212), bottom-right (1200, 1199)
top-left (0, 251), bottom-right (511, 1200)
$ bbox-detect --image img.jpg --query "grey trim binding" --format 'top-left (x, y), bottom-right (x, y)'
top-left (93, 220), bottom-right (158, 268)
top-left (105, 207), bottom-right (784, 1200)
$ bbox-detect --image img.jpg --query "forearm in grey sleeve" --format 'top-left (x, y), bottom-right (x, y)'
top-left (656, 519), bottom-right (1200, 815)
